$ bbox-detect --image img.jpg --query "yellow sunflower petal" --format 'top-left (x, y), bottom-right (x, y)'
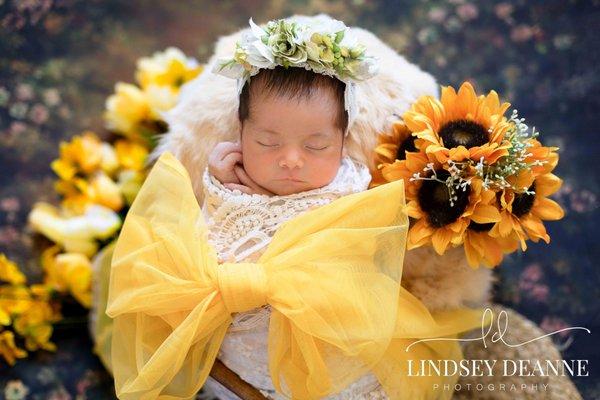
top-left (470, 204), bottom-right (501, 224)
top-left (532, 197), bottom-right (565, 221)
top-left (449, 146), bottom-right (470, 161)
top-left (534, 173), bottom-right (563, 197)
top-left (464, 235), bottom-right (483, 268)
top-left (431, 227), bottom-right (454, 255)
top-left (478, 235), bottom-right (503, 267)
top-left (520, 215), bottom-right (550, 243)
top-left (407, 218), bottom-right (434, 248)
top-left (403, 200), bottom-right (423, 219)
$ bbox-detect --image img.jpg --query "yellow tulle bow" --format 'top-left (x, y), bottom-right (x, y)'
top-left (106, 151), bottom-right (488, 400)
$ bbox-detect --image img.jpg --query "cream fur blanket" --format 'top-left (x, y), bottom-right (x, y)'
top-left (148, 14), bottom-right (493, 312)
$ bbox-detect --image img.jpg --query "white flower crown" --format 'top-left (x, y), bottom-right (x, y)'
top-left (211, 15), bottom-right (380, 134)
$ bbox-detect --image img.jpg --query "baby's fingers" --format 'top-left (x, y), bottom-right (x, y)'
top-left (234, 165), bottom-right (256, 188)
top-left (221, 151), bottom-right (243, 168)
top-left (214, 141), bottom-right (242, 160)
top-left (234, 165), bottom-right (275, 196)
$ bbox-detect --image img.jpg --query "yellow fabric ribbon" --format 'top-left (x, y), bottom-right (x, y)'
top-left (105, 151), bottom-right (489, 400)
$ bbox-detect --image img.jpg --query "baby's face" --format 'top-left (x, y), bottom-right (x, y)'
top-left (240, 87), bottom-right (344, 196)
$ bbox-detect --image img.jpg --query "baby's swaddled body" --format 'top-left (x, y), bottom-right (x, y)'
top-left (199, 156), bottom-right (388, 400)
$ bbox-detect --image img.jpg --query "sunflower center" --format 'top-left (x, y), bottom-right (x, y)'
top-left (438, 119), bottom-right (488, 149)
top-left (512, 182), bottom-right (536, 217)
top-left (468, 222), bottom-right (495, 232)
top-left (417, 170), bottom-right (471, 228)
top-left (396, 136), bottom-right (417, 160)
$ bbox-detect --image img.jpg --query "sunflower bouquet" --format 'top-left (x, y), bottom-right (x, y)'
top-left (371, 82), bottom-right (564, 268)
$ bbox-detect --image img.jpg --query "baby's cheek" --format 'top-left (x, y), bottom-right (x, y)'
top-left (243, 151), bottom-right (273, 184)
top-left (307, 158), bottom-right (340, 187)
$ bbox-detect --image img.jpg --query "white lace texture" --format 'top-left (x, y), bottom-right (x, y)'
top-left (199, 157), bottom-right (390, 399)
top-left (201, 156), bottom-right (372, 263)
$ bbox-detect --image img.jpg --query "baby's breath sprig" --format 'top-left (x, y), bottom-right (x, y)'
top-left (407, 109), bottom-right (549, 206)
top-left (409, 162), bottom-right (473, 207)
top-left (475, 109), bottom-right (546, 194)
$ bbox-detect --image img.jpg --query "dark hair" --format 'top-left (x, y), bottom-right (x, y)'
top-left (238, 66), bottom-right (348, 133)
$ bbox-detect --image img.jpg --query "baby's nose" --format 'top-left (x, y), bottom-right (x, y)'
top-left (279, 150), bottom-right (304, 169)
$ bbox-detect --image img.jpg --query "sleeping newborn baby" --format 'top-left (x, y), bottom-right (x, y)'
top-left (198, 66), bottom-right (389, 399)
top-left (200, 65), bottom-right (373, 264)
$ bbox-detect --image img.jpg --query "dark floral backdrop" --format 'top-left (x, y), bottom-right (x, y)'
top-left (0, 0), bottom-right (598, 399)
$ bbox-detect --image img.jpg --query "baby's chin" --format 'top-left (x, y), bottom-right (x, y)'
top-left (265, 180), bottom-right (324, 196)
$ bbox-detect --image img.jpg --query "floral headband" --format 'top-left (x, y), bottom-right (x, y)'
top-left (211, 15), bottom-right (380, 135)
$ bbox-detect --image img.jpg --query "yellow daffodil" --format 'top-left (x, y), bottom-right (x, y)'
top-left (59, 195), bottom-right (91, 216)
top-left (51, 131), bottom-right (104, 180)
top-left (104, 82), bottom-right (152, 137)
top-left (56, 173), bottom-right (124, 214)
top-left (115, 140), bottom-right (148, 171)
top-left (87, 172), bottom-right (124, 211)
top-left (40, 246), bottom-right (92, 308)
top-left (144, 84), bottom-right (179, 121)
top-left (135, 47), bottom-right (203, 90)
top-left (27, 202), bottom-right (122, 257)
top-left (100, 142), bottom-right (120, 175)
top-left (0, 330), bottom-right (27, 365)
top-left (0, 309), bottom-right (8, 326)
top-left (12, 301), bottom-right (59, 352)
top-left (0, 286), bottom-right (33, 326)
top-left (0, 272), bottom-right (29, 347)
top-left (403, 82), bottom-right (512, 165)
top-left (0, 254), bottom-right (26, 285)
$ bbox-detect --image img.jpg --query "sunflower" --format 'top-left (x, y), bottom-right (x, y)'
top-left (369, 120), bottom-right (422, 188)
top-left (400, 151), bottom-right (502, 255)
top-left (491, 171), bottom-right (564, 250)
top-left (403, 81), bottom-right (512, 165)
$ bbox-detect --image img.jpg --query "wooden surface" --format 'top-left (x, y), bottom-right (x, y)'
top-left (210, 359), bottom-right (269, 400)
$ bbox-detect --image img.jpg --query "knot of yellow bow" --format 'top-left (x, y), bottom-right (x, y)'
top-left (217, 262), bottom-right (268, 313)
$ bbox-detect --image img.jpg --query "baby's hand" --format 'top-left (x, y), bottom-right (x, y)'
top-left (208, 141), bottom-right (243, 185)
top-left (224, 165), bottom-right (275, 196)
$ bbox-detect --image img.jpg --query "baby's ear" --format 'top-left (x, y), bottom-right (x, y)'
top-left (341, 141), bottom-right (348, 157)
